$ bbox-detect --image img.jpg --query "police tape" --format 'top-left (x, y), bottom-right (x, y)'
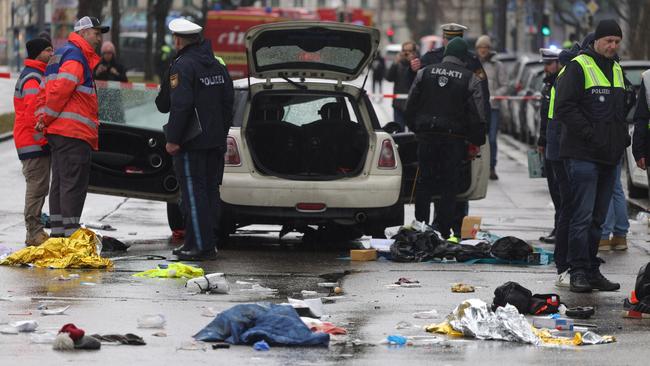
top-left (369, 93), bottom-right (541, 101)
top-left (0, 72), bottom-right (159, 91)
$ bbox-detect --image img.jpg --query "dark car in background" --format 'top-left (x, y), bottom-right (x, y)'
top-left (502, 54), bottom-right (542, 136)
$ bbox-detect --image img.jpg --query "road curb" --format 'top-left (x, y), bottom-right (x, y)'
top-left (0, 132), bottom-right (12, 142)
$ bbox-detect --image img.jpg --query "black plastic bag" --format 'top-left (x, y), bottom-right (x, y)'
top-left (101, 236), bottom-right (130, 252)
top-left (390, 228), bottom-right (444, 262)
top-left (432, 241), bottom-right (492, 262)
top-left (490, 236), bottom-right (533, 261)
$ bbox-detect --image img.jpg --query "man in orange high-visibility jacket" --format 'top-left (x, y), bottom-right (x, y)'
top-left (13, 38), bottom-right (54, 246)
top-left (36, 16), bottom-right (108, 237)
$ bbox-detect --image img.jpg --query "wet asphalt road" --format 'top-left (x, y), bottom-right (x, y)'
top-left (2, 137), bottom-right (650, 365)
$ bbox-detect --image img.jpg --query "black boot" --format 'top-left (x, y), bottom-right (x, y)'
top-left (570, 271), bottom-right (592, 293)
top-left (589, 271), bottom-right (620, 291)
top-left (172, 245), bottom-right (188, 255)
top-left (176, 249), bottom-right (217, 261)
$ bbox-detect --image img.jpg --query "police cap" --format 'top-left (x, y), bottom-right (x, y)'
top-left (169, 18), bottom-right (203, 37)
top-left (539, 47), bottom-right (561, 62)
top-left (440, 23), bottom-right (468, 39)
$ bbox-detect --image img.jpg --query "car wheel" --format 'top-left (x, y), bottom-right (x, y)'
top-left (627, 170), bottom-right (647, 199)
top-left (166, 202), bottom-right (184, 231)
top-left (365, 204), bottom-right (404, 238)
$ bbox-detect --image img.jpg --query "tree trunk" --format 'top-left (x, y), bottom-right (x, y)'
top-left (111, 0), bottom-right (121, 57)
top-left (155, 0), bottom-right (173, 62)
top-left (144, 0), bottom-right (155, 81)
top-left (77, 0), bottom-right (107, 20)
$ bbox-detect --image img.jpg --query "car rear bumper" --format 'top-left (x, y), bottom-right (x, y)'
top-left (226, 201), bottom-right (402, 227)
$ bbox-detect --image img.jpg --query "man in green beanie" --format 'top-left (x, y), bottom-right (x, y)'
top-left (404, 37), bottom-right (487, 239)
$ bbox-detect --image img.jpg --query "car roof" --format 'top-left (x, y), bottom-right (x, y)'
top-left (620, 60), bottom-right (650, 68)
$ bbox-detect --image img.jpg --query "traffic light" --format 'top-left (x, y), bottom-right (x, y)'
top-left (541, 15), bottom-right (551, 36)
top-left (386, 26), bottom-right (394, 42)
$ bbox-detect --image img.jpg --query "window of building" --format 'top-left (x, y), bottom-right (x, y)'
top-left (361, 0), bottom-right (368, 8)
top-left (294, 0), bottom-right (304, 7)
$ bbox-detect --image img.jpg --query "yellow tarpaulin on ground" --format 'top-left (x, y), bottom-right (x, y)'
top-left (0, 228), bottom-right (112, 269)
top-left (133, 262), bottom-right (204, 279)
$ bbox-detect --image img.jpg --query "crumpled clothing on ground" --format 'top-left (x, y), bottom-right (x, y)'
top-left (0, 228), bottom-right (112, 269)
top-left (194, 303), bottom-right (330, 346)
top-left (133, 263), bottom-right (204, 279)
top-left (90, 333), bottom-right (146, 345)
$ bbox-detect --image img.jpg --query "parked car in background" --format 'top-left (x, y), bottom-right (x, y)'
top-left (509, 61), bottom-right (543, 142)
top-left (502, 54), bottom-right (542, 137)
top-left (494, 52), bottom-right (518, 131)
top-left (622, 60), bottom-right (650, 198)
top-left (522, 69), bottom-right (546, 144)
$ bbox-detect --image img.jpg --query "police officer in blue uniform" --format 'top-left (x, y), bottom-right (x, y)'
top-left (156, 18), bottom-right (234, 261)
top-left (405, 38), bottom-right (487, 238)
top-left (410, 23), bottom-right (490, 238)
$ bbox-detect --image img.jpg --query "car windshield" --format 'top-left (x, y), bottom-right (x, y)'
top-left (623, 67), bottom-right (647, 88)
top-left (96, 84), bottom-right (168, 130)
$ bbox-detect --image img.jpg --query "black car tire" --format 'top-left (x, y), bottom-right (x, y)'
top-left (166, 202), bottom-right (184, 231)
top-left (627, 169), bottom-right (647, 199)
top-left (365, 204), bottom-right (405, 238)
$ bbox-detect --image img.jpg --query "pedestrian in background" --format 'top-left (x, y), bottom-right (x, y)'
top-left (94, 41), bottom-right (127, 123)
top-left (475, 35), bottom-right (507, 180)
top-left (93, 41), bottom-right (128, 82)
top-left (371, 50), bottom-right (385, 95)
top-left (36, 16), bottom-right (108, 237)
top-left (156, 18), bottom-right (234, 261)
top-left (405, 37), bottom-right (486, 239)
top-left (385, 41), bottom-right (417, 131)
top-left (555, 19), bottom-right (628, 293)
top-left (13, 37), bottom-right (53, 246)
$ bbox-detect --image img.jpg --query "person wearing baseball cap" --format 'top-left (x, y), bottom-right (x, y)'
top-left (155, 17), bottom-right (234, 261)
top-left (554, 19), bottom-right (627, 293)
top-left (36, 16), bottom-right (108, 238)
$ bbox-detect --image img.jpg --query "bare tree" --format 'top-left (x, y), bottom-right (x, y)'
top-left (77, 0), bottom-right (107, 20)
top-left (405, 0), bottom-right (443, 40)
top-left (609, 0), bottom-right (650, 60)
top-left (111, 0), bottom-right (121, 57)
top-left (145, 0), bottom-right (155, 81)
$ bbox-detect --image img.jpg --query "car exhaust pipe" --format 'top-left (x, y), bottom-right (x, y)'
top-left (354, 211), bottom-right (367, 224)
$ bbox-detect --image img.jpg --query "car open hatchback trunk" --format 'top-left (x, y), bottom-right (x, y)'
top-left (245, 92), bottom-right (369, 180)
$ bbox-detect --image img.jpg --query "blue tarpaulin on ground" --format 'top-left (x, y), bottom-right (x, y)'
top-left (193, 303), bottom-right (330, 346)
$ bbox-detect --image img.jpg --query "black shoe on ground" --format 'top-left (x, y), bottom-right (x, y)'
top-left (539, 234), bottom-right (556, 244)
top-left (176, 249), bottom-right (217, 261)
top-left (172, 245), bottom-right (188, 256)
top-left (570, 271), bottom-right (592, 293)
top-left (589, 272), bottom-right (620, 291)
top-left (489, 169), bottom-right (499, 180)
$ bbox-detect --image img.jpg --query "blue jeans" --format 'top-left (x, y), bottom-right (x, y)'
top-left (566, 159), bottom-right (617, 273)
top-left (601, 159), bottom-right (629, 239)
top-left (489, 109), bottom-right (500, 169)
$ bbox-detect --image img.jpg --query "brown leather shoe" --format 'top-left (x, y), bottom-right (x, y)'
top-left (598, 238), bottom-right (612, 251)
top-left (25, 231), bottom-right (49, 246)
top-left (611, 236), bottom-right (628, 251)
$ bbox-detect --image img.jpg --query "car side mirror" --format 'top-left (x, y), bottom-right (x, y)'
top-left (383, 121), bottom-right (403, 134)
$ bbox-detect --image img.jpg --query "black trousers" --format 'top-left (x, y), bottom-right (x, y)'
top-left (173, 149), bottom-right (224, 252)
top-left (414, 136), bottom-right (466, 238)
top-left (544, 157), bottom-right (562, 232)
top-left (549, 159), bottom-right (571, 274)
top-left (48, 134), bottom-right (91, 237)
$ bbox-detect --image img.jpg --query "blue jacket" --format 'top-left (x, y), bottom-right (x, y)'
top-left (158, 40), bottom-right (234, 150)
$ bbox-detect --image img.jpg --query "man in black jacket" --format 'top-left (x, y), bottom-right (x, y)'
top-left (156, 18), bottom-right (234, 261)
top-left (555, 20), bottom-right (628, 293)
top-left (385, 41), bottom-right (418, 131)
top-left (632, 71), bottom-right (650, 173)
top-left (405, 38), bottom-right (486, 239)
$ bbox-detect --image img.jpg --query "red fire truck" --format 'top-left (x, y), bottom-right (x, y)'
top-left (204, 7), bottom-right (373, 79)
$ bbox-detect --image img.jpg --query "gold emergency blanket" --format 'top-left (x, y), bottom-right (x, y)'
top-left (0, 228), bottom-right (113, 269)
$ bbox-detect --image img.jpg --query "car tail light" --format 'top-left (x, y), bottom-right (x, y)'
top-left (296, 203), bottom-right (327, 212)
top-left (224, 136), bottom-right (241, 166)
top-left (378, 139), bottom-right (397, 169)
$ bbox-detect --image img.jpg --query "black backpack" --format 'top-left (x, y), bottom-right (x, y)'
top-left (492, 282), bottom-right (561, 315)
